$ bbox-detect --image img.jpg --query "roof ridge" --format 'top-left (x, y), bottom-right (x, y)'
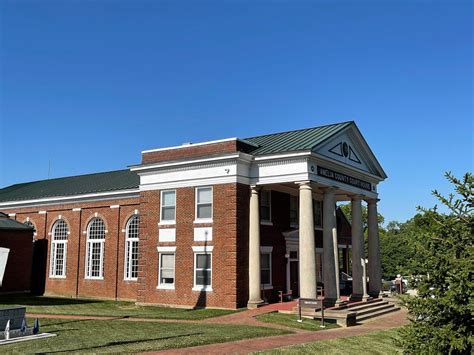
top-left (244, 120), bottom-right (353, 140)
top-left (2, 168), bottom-right (133, 189)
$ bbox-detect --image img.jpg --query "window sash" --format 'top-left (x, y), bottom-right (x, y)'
top-left (194, 253), bottom-right (212, 287)
top-left (313, 200), bottom-right (323, 228)
top-left (86, 241), bottom-right (104, 279)
top-left (50, 241), bottom-right (67, 277)
top-left (290, 196), bottom-right (298, 225)
top-left (125, 240), bottom-right (139, 280)
top-left (161, 190), bottom-right (176, 222)
top-left (195, 187), bottom-right (213, 220)
top-left (158, 253), bottom-right (175, 286)
top-left (260, 190), bottom-right (271, 222)
top-left (260, 252), bottom-right (272, 286)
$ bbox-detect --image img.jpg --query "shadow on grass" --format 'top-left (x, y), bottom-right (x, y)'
top-left (0, 295), bottom-right (99, 307)
top-left (45, 332), bottom-right (205, 353)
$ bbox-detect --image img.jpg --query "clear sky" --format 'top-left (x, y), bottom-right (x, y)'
top-left (0, 0), bottom-right (472, 224)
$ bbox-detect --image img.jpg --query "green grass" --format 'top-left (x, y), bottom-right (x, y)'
top-left (257, 328), bottom-right (403, 354)
top-left (256, 312), bottom-right (339, 331)
top-left (2, 318), bottom-right (290, 354)
top-left (0, 295), bottom-right (235, 320)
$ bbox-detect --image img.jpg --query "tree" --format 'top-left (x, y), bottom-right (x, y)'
top-left (338, 203), bottom-right (385, 232)
top-left (400, 172), bottom-right (473, 354)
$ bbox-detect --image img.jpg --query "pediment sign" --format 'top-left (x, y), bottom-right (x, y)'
top-left (314, 130), bottom-right (377, 176)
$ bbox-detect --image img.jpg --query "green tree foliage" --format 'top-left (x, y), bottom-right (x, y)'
top-left (339, 203), bottom-right (385, 232)
top-left (399, 172), bottom-right (473, 354)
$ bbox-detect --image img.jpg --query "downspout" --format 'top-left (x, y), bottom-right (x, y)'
top-left (75, 209), bottom-right (82, 298)
top-left (114, 206), bottom-right (121, 301)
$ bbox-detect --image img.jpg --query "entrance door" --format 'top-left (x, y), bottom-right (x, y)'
top-left (290, 260), bottom-right (299, 298)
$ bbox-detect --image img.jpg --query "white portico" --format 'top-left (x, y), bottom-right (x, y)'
top-left (245, 122), bottom-right (387, 307)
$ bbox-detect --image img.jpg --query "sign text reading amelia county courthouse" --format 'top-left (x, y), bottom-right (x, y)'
top-left (317, 167), bottom-right (372, 191)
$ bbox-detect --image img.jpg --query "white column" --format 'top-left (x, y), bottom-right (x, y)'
top-left (323, 187), bottom-right (341, 305)
top-left (286, 252), bottom-right (291, 294)
top-left (298, 182), bottom-right (317, 299)
top-left (367, 198), bottom-right (382, 297)
top-left (248, 186), bottom-right (263, 308)
top-left (350, 195), bottom-right (368, 301)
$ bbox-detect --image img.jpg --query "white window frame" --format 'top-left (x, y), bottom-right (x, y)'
top-left (49, 219), bottom-right (69, 278)
top-left (313, 200), bottom-right (323, 229)
top-left (289, 195), bottom-right (299, 228)
top-left (85, 217), bottom-right (106, 280)
top-left (194, 186), bottom-right (213, 223)
top-left (260, 246), bottom-right (273, 289)
top-left (157, 246), bottom-right (176, 290)
top-left (260, 189), bottom-right (272, 225)
top-left (124, 215), bottom-right (139, 281)
top-left (192, 245), bottom-right (213, 292)
top-left (159, 190), bottom-right (176, 225)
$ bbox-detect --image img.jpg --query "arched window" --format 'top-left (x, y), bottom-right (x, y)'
top-left (86, 217), bottom-right (106, 279)
top-left (50, 219), bottom-right (69, 277)
top-left (124, 215), bottom-right (139, 280)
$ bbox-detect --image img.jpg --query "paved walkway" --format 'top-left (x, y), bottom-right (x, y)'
top-left (27, 303), bottom-right (408, 354)
top-left (156, 308), bottom-right (408, 354)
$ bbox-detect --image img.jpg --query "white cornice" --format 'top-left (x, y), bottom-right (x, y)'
top-left (141, 137), bottom-right (258, 154)
top-left (0, 189), bottom-right (139, 209)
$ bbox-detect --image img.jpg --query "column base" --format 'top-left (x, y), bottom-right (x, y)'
top-left (323, 298), bottom-right (344, 307)
top-left (368, 291), bottom-right (383, 298)
top-left (350, 294), bottom-right (370, 302)
top-left (247, 299), bottom-right (265, 309)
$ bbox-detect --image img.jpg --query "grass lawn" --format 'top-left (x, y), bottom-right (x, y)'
top-left (257, 328), bottom-right (403, 354)
top-left (3, 318), bottom-right (290, 354)
top-left (256, 312), bottom-right (339, 331)
top-left (0, 295), bottom-right (235, 320)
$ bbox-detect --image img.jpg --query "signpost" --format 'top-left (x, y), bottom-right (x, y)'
top-left (297, 298), bottom-right (325, 328)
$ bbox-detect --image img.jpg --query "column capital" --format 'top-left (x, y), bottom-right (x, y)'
top-left (365, 198), bottom-right (380, 204)
top-left (350, 194), bottom-right (365, 201)
top-left (250, 185), bottom-right (260, 192)
top-left (322, 186), bottom-right (338, 195)
top-left (295, 180), bottom-right (311, 187)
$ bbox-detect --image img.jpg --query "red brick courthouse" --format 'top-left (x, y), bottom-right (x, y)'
top-left (0, 122), bottom-right (387, 309)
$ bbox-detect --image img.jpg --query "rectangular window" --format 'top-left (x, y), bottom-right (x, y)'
top-left (260, 190), bottom-right (271, 222)
top-left (195, 187), bottom-right (213, 221)
top-left (160, 190), bottom-right (176, 223)
top-left (125, 240), bottom-right (139, 280)
top-left (290, 195), bottom-right (298, 226)
top-left (194, 253), bottom-right (212, 288)
top-left (158, 253), bottom-right (175, 288)
top-left (50, 242), bottom-right (67, 277)
top-left (313, 200), bottom-right (323, 228)
top-left (260, 252), bottom-right (272, 287)
top-left (86, 241), bottom-right (104, 279)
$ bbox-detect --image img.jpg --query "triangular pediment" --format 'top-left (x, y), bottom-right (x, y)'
top-left (313, 123), bottom-right (387, 179)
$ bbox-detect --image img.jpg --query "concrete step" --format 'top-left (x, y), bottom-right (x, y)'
top-left (355, 303), bottom-right (395, 316)
top-left (348, 300), bottom-right (390, 312)
top-left (357, 305), bottom-right (401, 322)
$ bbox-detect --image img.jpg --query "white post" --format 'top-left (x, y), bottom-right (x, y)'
top-left (350, 195), bottom-right (369, 301)
top-left (367, 199), bottom-right (382, 297)
top-left (323, 187), bottom-right (341, 305)
top-left (248, 186), bottom-right (264, 308)
top-left (298, 181), bottom-right (317, 299)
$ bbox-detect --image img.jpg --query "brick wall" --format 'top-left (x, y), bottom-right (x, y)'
top-left (0, 197), bottom-right (139, 300)
top-left (0, 229), bottom-right (33, 293)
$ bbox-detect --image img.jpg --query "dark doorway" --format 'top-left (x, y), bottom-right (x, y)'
top-left (30, 239), bottom-right (48, 295)
top-left (290, 260), bottom-right (299, 298)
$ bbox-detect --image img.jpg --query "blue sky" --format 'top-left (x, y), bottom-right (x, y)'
top-left (0, 0), bottom-right (472, 223)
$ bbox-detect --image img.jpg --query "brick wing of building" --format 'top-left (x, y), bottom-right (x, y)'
top-left (0, 121), bottom-right (387, 309)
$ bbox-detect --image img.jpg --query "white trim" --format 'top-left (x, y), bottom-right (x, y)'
top-left (195, 186), bottom-right (213, 222)
top-left (253, 151), bottom-right (312, 161)
top-left (157, 251), bottom-right (176, 289)
top-left (85, 218), bottom-right (106, 280)
top-left (193, 251), bottom-right (212, 291)
top-left (193, 218), bottom-right (213, 224)
top-left (157, 246), bottom-right (177, 252)
top-left (260, 247), bottom-right (273, 289)
top-left (38, 211), bottom-right (47, 214)
top-left (72, 208), bottom-right (81, 212)
top-left (7, 213), bottom-right (15, 217)
top-left (110, 205), bottom-right (120, 209)
top-left (194, 227), bottom-right (212, 242)
top-left (160, 189), bottom-right (176, 224)
top-left (141, 137), bottom-right (258, 154)
top-left (260, 246), bottom-right (273, 253)
top-left (124, 215), bottom-right (139, 281)
top-left (0, 189), bottom-right (139, 209)
top-left (192, 245), bottom-right (214, 252)
top-left (158, 228), bottom-right (176, 242)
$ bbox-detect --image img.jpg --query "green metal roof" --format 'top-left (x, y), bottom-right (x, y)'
top-left (0, 213), bottom-right (34, 230)
top-left (244, 121), bottom-right (353, 155)
top-left (0, 169), bottom-right (139, 203)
